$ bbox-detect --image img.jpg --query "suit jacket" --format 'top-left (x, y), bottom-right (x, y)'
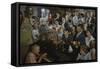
top-left (75, 32), bottom-right (85, 45)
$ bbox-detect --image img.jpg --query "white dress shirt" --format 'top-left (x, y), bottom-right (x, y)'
top-left (85, 36), bottom-right (94, 47)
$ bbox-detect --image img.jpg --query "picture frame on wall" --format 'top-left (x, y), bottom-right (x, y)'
top-left (11, 2), bottom-right (98, 67)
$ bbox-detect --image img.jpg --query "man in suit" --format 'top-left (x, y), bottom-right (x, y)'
top-left (75, 25), bottom-right (85, 45)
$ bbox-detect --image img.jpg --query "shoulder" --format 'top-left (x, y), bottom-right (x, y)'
top-left (90, 36), bottom-right (95, 40)
top-left (27, 52), bottom-right (35, 57)
top-left (80, 32), bottom-right (85, 37)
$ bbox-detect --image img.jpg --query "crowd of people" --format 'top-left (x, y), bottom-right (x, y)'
top-left (20, 6), bottom-right (96, 64)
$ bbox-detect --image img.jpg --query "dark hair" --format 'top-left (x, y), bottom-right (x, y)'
top-left (84, 30), bottom-right (91, 37)
top-left (32, 16), bottom-right (39, 23)
top-left (78, 24), bottom-right (83, 29)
